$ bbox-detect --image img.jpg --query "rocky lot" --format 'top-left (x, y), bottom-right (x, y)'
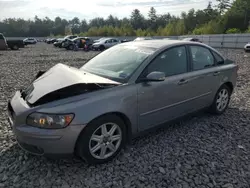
top-left (0, 43), bottom-right (250, 188)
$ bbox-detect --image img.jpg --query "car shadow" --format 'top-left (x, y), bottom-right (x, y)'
top-left (1, 107), bottom-right (250, 186)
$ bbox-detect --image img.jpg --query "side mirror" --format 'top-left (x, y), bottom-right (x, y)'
top-left (140, 71), bottom-right (165, 82)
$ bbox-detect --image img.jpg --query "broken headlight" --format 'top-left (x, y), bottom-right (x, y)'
top-left (26, 113), bottom-right (74, 129)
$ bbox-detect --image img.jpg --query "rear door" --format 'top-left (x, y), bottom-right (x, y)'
top-left (185, 44), bottom-right (222, 109)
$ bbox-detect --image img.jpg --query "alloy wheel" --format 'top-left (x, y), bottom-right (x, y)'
top-left (216, 88), bottom-right (229, 112)
top-left (89, 123), bottom-right (122, 160)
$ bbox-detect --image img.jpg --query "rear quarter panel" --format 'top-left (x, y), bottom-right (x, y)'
top-left (218, 62), bottom-right (238, 91)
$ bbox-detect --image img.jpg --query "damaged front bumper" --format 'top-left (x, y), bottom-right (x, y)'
top-left (7, 90), bottom-right (86, 157)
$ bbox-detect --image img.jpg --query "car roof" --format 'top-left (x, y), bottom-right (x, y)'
top-left (120, 39), bottom-right (208, 49)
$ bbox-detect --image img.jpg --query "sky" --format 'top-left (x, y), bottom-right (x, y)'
top-left (0, 0), bottom-right (217, 21)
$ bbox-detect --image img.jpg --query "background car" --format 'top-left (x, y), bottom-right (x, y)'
top-left (134, 37), bottom-right (153, 41)
top-left (93, 37), bottom-right (107, 43)
top-left (46, 38), bottom-right (57, 44)
top-left (182, 37), bottom-right (202, 43)
top-left (0, 33), bottom-right (24, 50)
top-left (92, 38), bottom-right (120, 51)
top-left (0, 33), bottom-right (8, 50)
top-left (61, 35), bottom-right (78, 47)
top-left (121, 39), bottom-right (132, 43)
top-left (63, 37), bottom-right (93, 50)
top-left (23, 38), bottom-right (37, 45)
top-left (244, 42), bottom-right (250, 52)
top-left (53, 38), bottom-right (64, 48)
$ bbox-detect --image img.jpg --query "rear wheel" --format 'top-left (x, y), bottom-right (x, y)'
top-left (209, 84), bottom-right (231, 115)
top-left (76, 115), bottom-right (126, 164)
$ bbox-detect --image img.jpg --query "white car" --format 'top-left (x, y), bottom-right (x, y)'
top-left (244, 42), bottom-right (250, 52)
top-left (23, 38), bottom-right (37, 45)
top-left (92, 38), bottom-right (120, 51)
top-left (134, 37), bottom-right (153, 41)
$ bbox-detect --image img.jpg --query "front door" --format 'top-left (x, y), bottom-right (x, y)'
top-left (137, 45), bottom-right (197, 131)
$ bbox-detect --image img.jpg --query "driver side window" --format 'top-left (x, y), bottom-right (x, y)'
top-left (145, 46), bottom-right (188, 77)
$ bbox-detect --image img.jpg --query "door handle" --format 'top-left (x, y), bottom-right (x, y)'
top-left (178, 79), bottom-right (188, 85)
top-left (213, 71), bottom-right (220, 76)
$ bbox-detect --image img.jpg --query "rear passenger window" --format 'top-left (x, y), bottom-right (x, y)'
top-left (146, 46), bottom-right (188, 77)
top-left (190, 45), bottom-right (215, 71)
top-left (212, 51), bottom-right (224, 64)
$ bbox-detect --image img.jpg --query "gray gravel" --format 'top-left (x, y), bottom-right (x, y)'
top-left (1, 43), bottom-right (250, 188)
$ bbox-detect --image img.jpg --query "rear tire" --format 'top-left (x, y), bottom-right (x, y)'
top-left (209, 84), bottom-right (231, 115)
top-left (76, 115), bottom-right (126, 164)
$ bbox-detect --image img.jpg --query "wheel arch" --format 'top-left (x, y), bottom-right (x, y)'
top-left (74, 111), bottom-right (133, 154)
top-left (223, 81), bottom-right (234, 94)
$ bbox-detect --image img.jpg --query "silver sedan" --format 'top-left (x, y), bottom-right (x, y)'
top-left (7, 40), bottom-right (238, 164)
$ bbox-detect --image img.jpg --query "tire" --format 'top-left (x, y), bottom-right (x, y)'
top-left (209, 84), bottom-right (231, 115)
top-left (12, 45), bottom-right (19, 50)
top-left (99, 45), bottom-right (105, 51)
top-left (69, 44), bottom-right (74, 50)
top-left (76, 114), bottom-right (126, 164)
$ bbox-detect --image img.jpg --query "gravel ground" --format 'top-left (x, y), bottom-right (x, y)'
top-left (1, 43), bottom-right (250, 188)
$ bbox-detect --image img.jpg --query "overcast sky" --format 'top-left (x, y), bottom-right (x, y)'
top-left (0, 0), bottom-right (217, 21)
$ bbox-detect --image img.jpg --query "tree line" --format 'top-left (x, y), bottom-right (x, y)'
top-left (0, 0), bottom-right (250, 37)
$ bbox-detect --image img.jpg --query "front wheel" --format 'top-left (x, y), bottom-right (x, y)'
top-left (76, 115), bottom-right (126, 164)
top-left (209, 85), bottom-right (231, 115)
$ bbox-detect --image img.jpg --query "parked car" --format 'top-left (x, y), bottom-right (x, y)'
top-left (53, 38), bottom-right (64, 48)
top-left (61, 35), bottom-right (78, 47)
top-left (0, 33), bottom-right (8, 50)
top-left (23, 38), bottom-right (37, 45)
top-left (134, 37), bottom-right (153, 41)
top-left (121, 39), bottom-right (131, 43)
top-left (64, 37), bottom-right (94, 50)
top-left (0, 33), bottom-right (24, 50)
top-left (93, 37), bottom-right (107, 43)
top-left (7, 40), bottom-right (25, 50)
top-left (244, 42), bottom-right (250, 52)
top-left (182, 37), bottom-right (202, 43)
top-left (47, 38), bottom-right (57, 44)
top-left (92, 38), bottom-right (120, 51)
top-left (7, 40), bottom-right (238, 164)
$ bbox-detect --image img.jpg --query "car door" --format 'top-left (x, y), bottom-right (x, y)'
top-left (105, 39), bottom-right (112, 48)
top-left (137, 45), bottom-right (200, 131)
top-left (185, 44), bottom-right (222, 110)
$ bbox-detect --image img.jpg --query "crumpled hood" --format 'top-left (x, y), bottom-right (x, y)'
top-left (22, 63), bottom-right (120, 106)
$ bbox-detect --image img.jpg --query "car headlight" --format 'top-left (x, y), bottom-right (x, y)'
top-left (26, 113), bottom-right (74, 129)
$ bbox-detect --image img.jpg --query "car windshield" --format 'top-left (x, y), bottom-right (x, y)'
top-left (80, 44), bottom-right (156, 83)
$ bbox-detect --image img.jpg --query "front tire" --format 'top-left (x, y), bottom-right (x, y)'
top-left (209, 84), bottom-right (231, 115)
top-left (76, 115), bottom-right (126, 164)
